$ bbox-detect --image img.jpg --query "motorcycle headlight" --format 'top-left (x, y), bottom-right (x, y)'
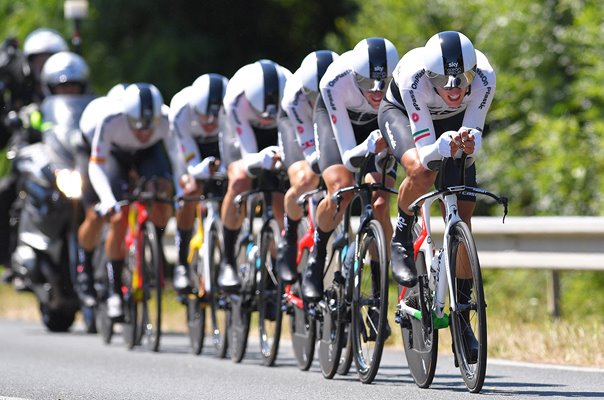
top-left (55, 169), bottom-right (82, 199)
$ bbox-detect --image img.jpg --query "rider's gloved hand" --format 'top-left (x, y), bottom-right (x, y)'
top-left (244, 145), bottom-right (281, 176)
top-left (95, 202), bottom-right (121, 217)
top-left (306, 151), bottom-right (321, 175)
top-left (187, 156), bottom-right (216, 180)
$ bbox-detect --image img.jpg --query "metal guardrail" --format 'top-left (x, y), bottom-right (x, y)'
top-left (163, 216), bottom-right (604, 316)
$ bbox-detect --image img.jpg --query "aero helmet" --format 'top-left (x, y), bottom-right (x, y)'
top-left (350, 37), bottom-right (399, 92)
top-left (298, 50), bottom-right (339, 95)
top-left (40, 51), bottom-right (89, 96)
top-left (122, 83), bottom-right (163, 130)
top-left (190, 73), bottom-right (229, 117)
top-left (107, 83), bottom-right (128, 100)
top-left (244, 59), bottom-right (286, 120)
top-left (423, 31), bottom-right (477, 89)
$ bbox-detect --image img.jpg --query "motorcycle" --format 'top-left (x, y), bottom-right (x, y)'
top-left (11, 94), bottom-right (95, 332)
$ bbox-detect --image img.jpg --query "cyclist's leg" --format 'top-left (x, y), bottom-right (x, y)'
top-left (219, 160), bottom-right (251, 290)
top-left (302, 97), bottom-right (352, 301)
top-left (75, 145), bottom-right (104, 305)
top-left (173, 175), bottom-right (199, 292)
top-left (379, 100), bottom-right (435, 287)
top-left (278, 160), bottom-right (319, 282)
top-left (101, 150), bottom-right (131, 318)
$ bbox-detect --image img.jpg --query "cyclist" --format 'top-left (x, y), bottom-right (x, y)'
top-left (88, 83), bottom-right (183, 318)
top-left (301, 38), bottom-right (400, 302)
top-left (218, 59), bottom-right (291, 292)
top-left (276, 50), bottom-right (338, 283)
top-left (378, 31), bottom-right (496, 358)
top-left (168, 73), bottom-right (229, 292)
top-left (76, 82), bottom-right (127, 306)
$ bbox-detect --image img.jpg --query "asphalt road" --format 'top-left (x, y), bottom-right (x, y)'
top-left (0, 318), bottom-right (602, 400)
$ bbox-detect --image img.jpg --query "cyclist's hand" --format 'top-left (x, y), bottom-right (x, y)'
top-left (95, 202), bottom-right (121, 218)
top-left (188, 156), bottom-right (216, 180)
top-left (271, 152), bottom-right (283, 171)
top-left (457, 127), bottom-right (476, 154)
top-left (374, 136), bottom-right (388, 154)
top-left (179, 173), bottom-right (199, 195)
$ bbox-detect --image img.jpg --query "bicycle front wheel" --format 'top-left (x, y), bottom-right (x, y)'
top-left (141, 221), bottom-right (162, 352)
top-left (449, 221), bottom-right (487, 393)
top-left (351, 219), bottom-right (389, 384)
top-left (208, 222), bottom-right (229, 359)
top-left (257, 219), bottom-right (283, 366)
top-left (186, 239), bottom-right (206, 356)
top-left (229, 232), bottom-right (254, 363)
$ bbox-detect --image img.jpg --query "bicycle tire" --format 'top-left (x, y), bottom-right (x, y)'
top-left (351, 219), bottom-right (389, 384)
top-left (141, 221), bottom-right (162, 352)
top-left (289, 279), bottom-right (316, 371)
top-left (122, 239), bottom-right (142, 349)
top-left (449, 221), bottom-right (487, 393)
top-left (96, 302), bottom-right (114, 345)
top-left (336, 326), bottom-right (353, 375)
top-left (187, 238), bottom-right (206, 356)
top-left (400, 249), bottom-right (438, 388)
top-left (257, 219), bottom-right (283, 366)
top-left (229, 232), bottom-right (255, 363)
top-left (208, 222), bottom-right (229, 359)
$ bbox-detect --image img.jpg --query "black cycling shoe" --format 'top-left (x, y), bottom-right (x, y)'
top-left (301, 255), bottom-right (324, 302)
top-left (390, 241), bottom-right (417, 287)
top-left (276, 239), bottom-right (297, 283)
top-left (218, 262), bottom-right (241, 293)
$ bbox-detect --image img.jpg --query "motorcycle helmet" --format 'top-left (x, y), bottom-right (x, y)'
top-left (40, 51), bottom-right (89, 96)
top-left (190, 73), bottom-right (229, 117)
top-left (23, 28), bottom-right (68, 59)
top-left (349, 37), bottom-right (399, 92)
top-left (122, 83), bottom-right (163, 130)
top-left (423, 31), bottom-right (477, 89)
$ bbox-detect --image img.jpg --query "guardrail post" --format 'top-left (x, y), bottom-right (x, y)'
top-left (548, 270), bottom-right (561, 318)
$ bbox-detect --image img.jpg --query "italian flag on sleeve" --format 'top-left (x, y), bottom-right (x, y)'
top-left (412, 128), bottom-right (431, 143)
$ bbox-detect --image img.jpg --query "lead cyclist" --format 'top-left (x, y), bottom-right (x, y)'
top-left (378, 31), bottom-right (496, 359)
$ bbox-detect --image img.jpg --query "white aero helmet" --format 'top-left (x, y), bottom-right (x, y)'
top-left (122, 83), bottom-right (163, 130)
top-left (40, 51), bottom-right (89, 96)
top-left (349, 37), bottom-right (399, 92)
top-left (423, 31), bottom-right (477, 89)
top-left (244, 59), bottom-right (287, 120)
top-left (107, 83), bottom-right (128, 100)
top-left (190, 73), bottom-right (229, 117)
top-left (23, 28), bottom-right (68, 59)
top-left (298, 50), bottom-right (339, 95)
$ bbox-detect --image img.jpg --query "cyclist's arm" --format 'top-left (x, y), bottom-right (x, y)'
top-left (283, 91), bottom-right (316, 161)
top-left (88, 122), bottom-right (118, 210)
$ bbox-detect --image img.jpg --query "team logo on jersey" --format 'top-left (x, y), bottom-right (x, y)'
top-left (297, 125), bottom-right (304, 134)
top-left (236, 126), bottom-right (243, 135)
top-left (331, 114), bottom-right (337, 124)
top-left (412, 112), bottom-right (419, 123)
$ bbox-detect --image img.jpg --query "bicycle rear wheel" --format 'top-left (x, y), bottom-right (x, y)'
top-left (449, 221), bottom-right (487, 393)
top-left (257, 219), bottom-right (283, 366)
top-left (187, 234), bottom-right (206, 356)
top-left (400, 249), bottom-right (438, 388)
top-left (351, 219), bottom-right (389, 384)
top-left (141, 221), bottom-right (162, 352)
top-left (208, 223), bottom-right (229, 359)
top-left (289, 220), bottom-right (316, 371)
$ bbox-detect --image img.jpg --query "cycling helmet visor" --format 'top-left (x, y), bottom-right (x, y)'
top-left (354, 72), bottom-right (391, 93)
top-left (426, 67), bottom-right (476, 90)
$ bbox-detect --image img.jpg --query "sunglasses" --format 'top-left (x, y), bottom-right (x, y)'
top-left (426, 68), bottom-right (476, 90)
top-left (127, 115), bottom-right (158, 131)
top-left (354, 72), bottom-right (391, 93)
